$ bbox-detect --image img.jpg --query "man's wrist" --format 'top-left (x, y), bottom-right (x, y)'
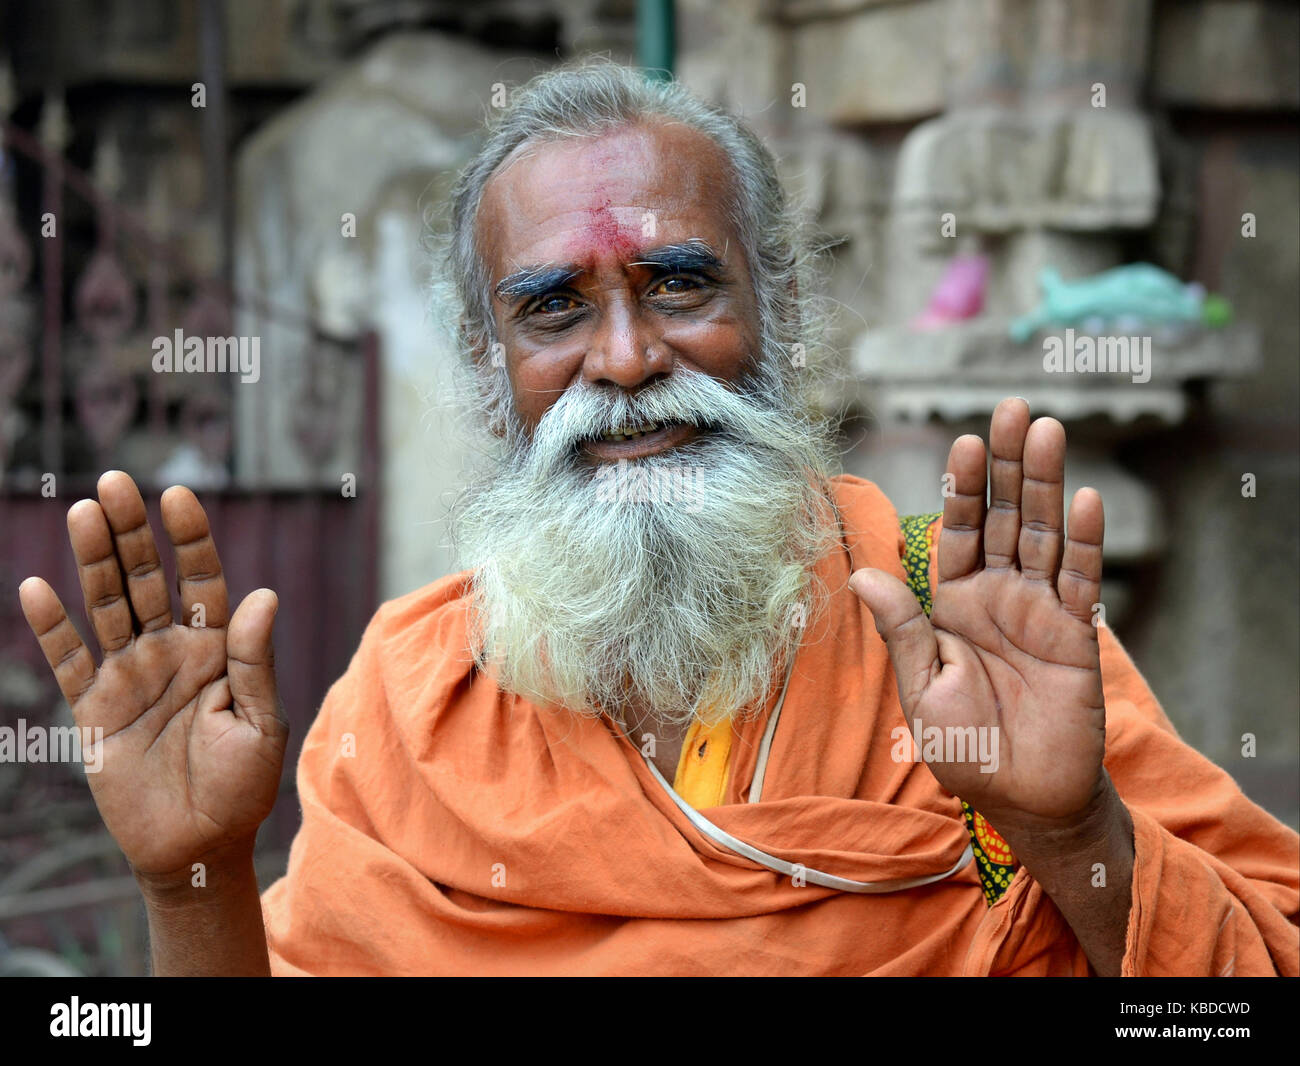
top-left (973, 773), bottom-right (1126, 866)
top-left (134, 837), bottom-right (260, 911)
top-left (135, 838), bottom-right (272, 977)
top-left (985, 777), bottom-right (1136, 976)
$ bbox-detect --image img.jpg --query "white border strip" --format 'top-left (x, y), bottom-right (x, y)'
top-left (644, 756), bottom-right (973, 894)
top-left (747, 651), bottom-right (795, 804)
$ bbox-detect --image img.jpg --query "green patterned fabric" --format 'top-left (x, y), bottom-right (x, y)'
top-left (899, 512), bottom-right (1018, 906)
top-left (899, 512), bottom-right (940, 615)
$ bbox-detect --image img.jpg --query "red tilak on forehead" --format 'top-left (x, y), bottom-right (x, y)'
top-left (567, 197), bottom-right (640, 261)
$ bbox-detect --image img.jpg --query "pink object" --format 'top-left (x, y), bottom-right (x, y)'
top-left (911, 254), bottom-right (990, 331)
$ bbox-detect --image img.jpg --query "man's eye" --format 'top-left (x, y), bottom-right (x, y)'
top-left (536, 295), bottom-right (576, 314)
top-left (652, 276), bottom-right (700, 296)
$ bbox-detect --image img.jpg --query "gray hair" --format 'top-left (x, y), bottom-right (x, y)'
top-left (433, 57), bottom-right (835, 442)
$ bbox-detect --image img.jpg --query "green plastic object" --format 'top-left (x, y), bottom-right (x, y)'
top-left (638, 0), bottom-right (675, 80)
top-left (1009, 263), bottom-right (1232, 343)
top-left (1201, 293), bottom-right (1233, 328)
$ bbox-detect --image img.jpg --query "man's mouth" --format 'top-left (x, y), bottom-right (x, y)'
top-left (597, 421), bottom-right (666, 442)
top-left (581, 420), bottom-right (700, 461)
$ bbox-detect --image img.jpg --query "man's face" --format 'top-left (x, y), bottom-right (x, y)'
top-left (475, 120), bottom-right (762, 462)
top-left (456, 118), bottom-right (836, 727)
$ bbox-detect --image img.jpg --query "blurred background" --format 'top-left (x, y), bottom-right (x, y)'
top-left (0, 0), bottom-right (1296, 975)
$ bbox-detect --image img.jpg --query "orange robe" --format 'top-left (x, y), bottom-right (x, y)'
top-left (260, 475), bottom-right (1300, 975)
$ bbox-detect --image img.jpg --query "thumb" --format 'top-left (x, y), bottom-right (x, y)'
top-left (227, 588), bottom-right (284, 734)
top-left (848, 568), bottom-right (940, 710)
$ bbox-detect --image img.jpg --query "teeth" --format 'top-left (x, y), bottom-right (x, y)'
top-left (600, 422), bottom-right (662, 442)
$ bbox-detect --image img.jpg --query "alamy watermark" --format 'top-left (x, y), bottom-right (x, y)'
top-left (594, 459), bottom-right (705, 512)
top-left (0, 719), bottom-right (104, 773)
top-left (50, 997), bottom-right (150, 1046)
top-left (890, 718), bottom-right (999, 774)
top-left (1043, 328), bottom-right (1150, 384)
top-left (151, 329), bottom-right (260, 384)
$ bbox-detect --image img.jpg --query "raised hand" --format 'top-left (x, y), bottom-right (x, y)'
top-left (18, 471), bottom-right (287, 884)
top-left (850, 398), bottom-right (1108, 835)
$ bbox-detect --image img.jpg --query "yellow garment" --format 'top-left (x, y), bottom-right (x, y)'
top-left (672, 716), bottom-right (733, 808)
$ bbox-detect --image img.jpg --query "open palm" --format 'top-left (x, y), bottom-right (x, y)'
top-left (851, 399), bottom-right (1107, 829)
top-left (18, 472), bottom-right (287, 879)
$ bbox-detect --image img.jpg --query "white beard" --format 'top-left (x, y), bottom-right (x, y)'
top-left (451, 365), bottom-right (840, 731)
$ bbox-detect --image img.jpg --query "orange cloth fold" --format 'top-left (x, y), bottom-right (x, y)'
top-left (260, 475), bottom-right (1300, 975)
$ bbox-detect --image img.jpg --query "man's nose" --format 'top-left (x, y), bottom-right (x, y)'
top-left (581, 303), bottom-right (673, 390)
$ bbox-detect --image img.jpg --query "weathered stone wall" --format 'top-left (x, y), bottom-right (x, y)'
top-left (677, 0), bottom-right (1298, 823)
top-left (9, 0), bottom-right (1293, 821)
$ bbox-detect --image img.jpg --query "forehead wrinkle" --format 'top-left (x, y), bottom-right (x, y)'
top-left (482, 126), bottom-right (718, 241)
top-left (479, 128), bottom-right (751, 304)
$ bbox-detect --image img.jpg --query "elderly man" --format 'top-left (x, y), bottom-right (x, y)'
top-left (18, 62), bottom-right (1299, 977)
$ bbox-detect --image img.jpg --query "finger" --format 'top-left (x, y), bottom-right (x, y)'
top-left (97, 471), bottom-right (173, 634)
top-left (1018, 417), bottom-right (1067, 584)
top-left (848, 568), bottom-right (940, 712)
top-left (938, 435), bottom-right (986, 582)
top-left (1058, 488), bottom-right (1105, 623)
top-left (67, 498), bottom-right (134, 654)
top-left (984, 398), bottom-right (1031, 568)
top-left (18, 577), bottom-right (98, 711)
top-left (162, 486), bottom-right (229, 630)
top-left (227, 589), bottom-right (285, 734)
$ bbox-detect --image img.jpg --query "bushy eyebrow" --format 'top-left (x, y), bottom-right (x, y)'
top-left (493, 239), bottom-right (726, 306)
top-left (629, 239), bottom-right (724, 274)
top-left (495, 264), bottom-right (582, 304)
